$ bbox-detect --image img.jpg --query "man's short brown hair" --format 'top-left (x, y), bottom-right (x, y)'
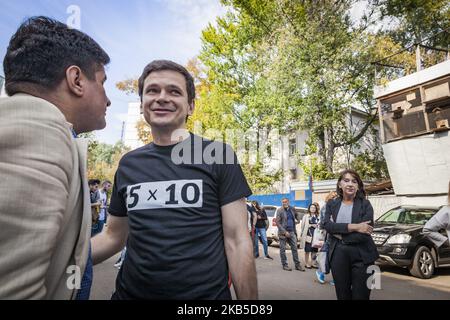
top-left (138, 60), bottom-right (195, 104)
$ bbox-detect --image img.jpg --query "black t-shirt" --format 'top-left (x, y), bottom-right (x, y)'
top-left (255, 208), bottom-right (268, 229)
top-left (108, 134), bottom-right (252, 299)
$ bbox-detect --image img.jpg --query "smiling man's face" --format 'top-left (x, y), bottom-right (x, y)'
top-left (141, 70), bottom-right (194, 133)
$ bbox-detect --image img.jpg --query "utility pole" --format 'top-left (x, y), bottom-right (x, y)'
top-left (416, 45), bottom-right (422, 72)
top-left (120, 121), bottom-right (125, 144)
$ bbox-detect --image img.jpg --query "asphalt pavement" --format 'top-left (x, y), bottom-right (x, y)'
top-left (91, 245), bottom-right (450, 300)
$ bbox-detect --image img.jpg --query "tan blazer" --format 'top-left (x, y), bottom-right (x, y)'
top-left (0, 94), bottom-right (91, 299)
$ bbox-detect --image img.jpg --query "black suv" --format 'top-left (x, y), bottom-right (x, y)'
top-left (372, 205), bottom-right (450, 279)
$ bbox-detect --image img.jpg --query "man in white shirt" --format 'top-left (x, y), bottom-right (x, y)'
top-left (98, 180), bottom-right (112, 231)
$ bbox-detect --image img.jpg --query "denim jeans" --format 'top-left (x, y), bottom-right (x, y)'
top-left (75, 245), bottom-right (92, 300)
top-left (279, 231), bottom-right (301, 267)
top-left (91, 220), bottom-right (104, 237)
top-left (254, 227), bottom-right (269, 257)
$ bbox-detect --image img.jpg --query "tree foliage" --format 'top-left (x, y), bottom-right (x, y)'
top-left (115, 0), bottom-right (448, 186)
top-left (375, 0), bottom-right (450, 48)
top-left (200, 0), bottom-right (389, 177)
top-left (81, 132), bottom-right (130, 183)
top-left (197, 0), bottom-right (448, 182)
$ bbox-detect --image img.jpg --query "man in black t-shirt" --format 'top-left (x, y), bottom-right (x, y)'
top-left (91, 60), bottom-right (257, 300)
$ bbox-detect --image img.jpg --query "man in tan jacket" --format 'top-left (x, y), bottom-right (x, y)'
top-left (0, 16), bottom-right (111, 299)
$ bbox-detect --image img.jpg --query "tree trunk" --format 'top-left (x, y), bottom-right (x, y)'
top-left (325, 127), bottom-right (335, 173)
top-left (317, 129), bottom-right (326, 165)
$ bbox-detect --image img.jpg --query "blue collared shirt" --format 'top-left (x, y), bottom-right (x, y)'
top-left (285, 207), bottom-right (295, 232)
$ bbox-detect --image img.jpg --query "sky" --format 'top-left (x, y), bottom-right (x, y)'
top-left (0, 0), bottom-right (227, 145)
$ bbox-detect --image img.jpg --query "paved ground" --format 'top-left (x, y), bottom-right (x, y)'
top-left (91, 245), bottom-right (450, 300)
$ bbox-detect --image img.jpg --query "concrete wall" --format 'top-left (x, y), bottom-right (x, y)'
top-left (367, 195), bottom-right (402, 220)
top-left (383, 131), bottom-right (450, 196)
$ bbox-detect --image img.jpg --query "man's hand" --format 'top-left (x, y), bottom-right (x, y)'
top-left (92, 215), bottom-right (129, 265)
top-left (285, 231), bottom-right (291, 238)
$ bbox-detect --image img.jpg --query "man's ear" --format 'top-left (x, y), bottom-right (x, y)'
top-left (188, 100), bottom-right (195, 116)
top-left (65, 65), bottom-right (84, 97)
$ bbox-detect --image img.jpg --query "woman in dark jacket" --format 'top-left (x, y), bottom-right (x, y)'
top-left (322, 169), bottom-right (379, 300)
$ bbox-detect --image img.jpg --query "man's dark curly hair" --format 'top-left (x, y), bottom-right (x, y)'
top-left (3, 16), bottom-right (110, 95)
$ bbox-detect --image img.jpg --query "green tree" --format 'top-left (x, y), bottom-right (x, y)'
top-left (375, 0), bottom-right (450, 48)
top-left (82, 133), bottom-right (130, 182)
top-left (200, 0), bottom-right (388, 175)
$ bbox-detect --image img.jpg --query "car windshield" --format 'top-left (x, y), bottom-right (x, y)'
top-left (263, 207), bottom-right (277, 217)
top-left (377, 208), bottom-right (437, 225)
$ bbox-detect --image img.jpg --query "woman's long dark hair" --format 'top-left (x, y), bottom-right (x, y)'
top-left (336, 169), bottom-right (366, 200)
top-left (307, 203), bottom-right (319, 216)
top-left (252, 201), bottom-right (261, 211)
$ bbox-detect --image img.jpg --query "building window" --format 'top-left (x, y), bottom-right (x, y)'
top-left (266, 144), bottom-right (272, 157)
top-left (289, 138), bottom-right (296, 156)
top-left (290, 169), bottom-right (297, 180)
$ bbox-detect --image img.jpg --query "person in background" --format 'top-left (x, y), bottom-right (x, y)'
top-left (423, 180), bottom-right (450, 249)
top-left (300, 203), bottom-right (320, 268)
top-left (316, 191), bottom-right (338, 285)
top-left (311, 202), bottom-right (321, 268)
top-left (275, 198), bottom-right (305, 271)
top-left (114, 247), bottom-right (127, 269)
top-left (322, 169), bottom-right (379, 300)
top-left (247, 202), bottom-right (257, 241)
top-left (89, 179), bottom-right (102, 237)
top-left (98, 180), bottom-right (112, 230)
top-left (252, 201), bottom-right (273, 260)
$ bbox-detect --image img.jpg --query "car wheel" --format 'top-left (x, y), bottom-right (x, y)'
top-left (409, 246), bottom-right (435, 279)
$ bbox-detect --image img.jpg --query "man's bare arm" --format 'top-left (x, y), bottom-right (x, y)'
top-left (222, 198), bottom-right (258, 300)
top-left (92, 215), bottom-right (129, 265)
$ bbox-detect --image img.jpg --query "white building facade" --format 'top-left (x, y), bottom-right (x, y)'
top-left (123, 102), bottom-right (145, 150)
top-left (268, 107), bottom-right (379, 193)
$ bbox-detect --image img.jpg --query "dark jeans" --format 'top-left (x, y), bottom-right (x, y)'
top-left (279, 231), bottom-right (301, 268)
top-left (75, 245), bottom-right (92, 300)
top-left (330, 242), bottom-right (372, 300)
top-left (321, 241), bottom-right (331, 274)
top-left (91, 220), bottom-right (105, 237)
top-left (254, 227), bottom-right (269, 257)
